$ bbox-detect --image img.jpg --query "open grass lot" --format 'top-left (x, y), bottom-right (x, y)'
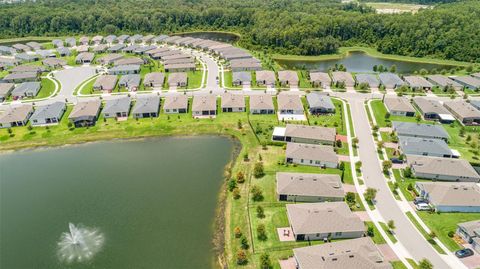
top-left (187, 70), bottom-right (203, 89)
top-left (36, 77), bottom-right (57, 99)
top-left (0, 95), bottom-right (354, 269)
top-left (297, 70), bottom-right (311, 88)
top-left (417, 211), bottom-right (480, 252)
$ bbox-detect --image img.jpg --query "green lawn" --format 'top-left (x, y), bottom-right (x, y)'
top-left (405, 212), bottom-right (446, 254)
top-left (379, 222), bottom-right (398, 243)
top-left (365, 221), bottom-right (387, 244)
top-left (297, 70), bottom-right (311, 88)
top-left (223, 70), bottom-right (242, 89)
top-left (187, 70), bottom-right (203, 89)
top-left (370, 99), bottom-right (421, 128)
top-left (443, 122), bottom-right (480, 164)
top-left (393, 169), bottom-right (417, 201)
top-left (36, 77), bottom-right (57, 99)
top-left (417, 211), bottom-right (480, 252)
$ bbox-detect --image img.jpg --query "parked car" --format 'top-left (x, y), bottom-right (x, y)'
top-left (455, 248), bottom-right (474, 258)
top-left (391, 158), bottom-right (404, 164)
top-left (414, 197), bottom-right (428, 205)
top-left (415, 203), bottom-right (431, 211)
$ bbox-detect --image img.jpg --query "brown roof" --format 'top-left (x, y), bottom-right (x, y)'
top-left (286, 142), bottom-right (338, 163)
top-left (69, 99), bottom-right (101, 119)
top-left (221, 92), bottom-right (245, 109)
top-left (285, 124), bottom-right (336, 143)
top-left (249, 94), bottom-right (274, 110)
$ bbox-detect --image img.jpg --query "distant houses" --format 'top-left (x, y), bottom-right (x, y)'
top-left (276, 172), bottom-right (344, 202)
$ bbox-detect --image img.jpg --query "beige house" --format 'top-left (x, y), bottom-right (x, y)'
top-left (278, 70), bottom-right (299, 86)
top-left (249, 94), bottom-right (274, 114)
top-left (143, 72), bottom-right (165, 88)
top-left (277, 93), bottom-right (304, 116)
top-left (406, 155), bottom-right (480, 182)
top-left (384, 97), bottom-right (416, 117)
top-left (168, 72), bottom-right (188, 87)
top-left (286, 142), bottom-right (338, 168)
top-left (93, 75), bottom-right (118, 92)
top-left (309, 72), bottom-right (331, 88)
top-left (192, 94), bottom-right (216, 117)
top-left (277, 172), bottom-right (344, 202)
top-left (0, 104), bottom-right (33, 128)
top-left (443, 100), bottom-right (480, 126)
top-left (163, 95), bottom-right (188, 114)
top-left (221, 92), bottom-right (245, 112)
top-left (68, 99), bottom-right (101, 127)
top-left (255, 70), bottom-right (276, 86)
top-left (283, 124), bottom-right (336, 145)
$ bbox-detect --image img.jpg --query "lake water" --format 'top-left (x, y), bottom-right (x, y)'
top-left (276, 51), bottom-right (458, 74)
top-left (0, 136), bottom-right (233, 269)
top-left (177, 31), bottom-right (239, 43)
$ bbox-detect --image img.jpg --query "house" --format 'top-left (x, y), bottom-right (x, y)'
top-left (0, 56), bottom-right (20, 66)
top-left (142, 35), bottom-right (155, 44)
top-left (426, 75), bottom-right (463, 90)
top-left (277, 93), bottom-right (304, 116)
top-left (132, 94), bottom-right (160, 118)
top-left (107, 44), bottom-right (126, 53)
top-left (232, 71), bottom-right (251, 86)
top-left (117, 35), bottom-right (130, 44)
top-left (37, 50), bottom-right (56, 58)
top-left (93, 75), bottom-right (118, 92)
top-left (164, 63), bottom-right (196, 72)
top-left (443, 100), bottom-right (480, 126)
top-left (163, 94), bottom-right (188, 114)
top-left (76, 45), bottom-right (89, 53)
top-left (3, 72), bottom-right (38, 83)
top-left (309, 72), bottom-right (331, 88)
top-left (26, 42), bottom-right (42, 50)
top-left (92, 35), bottom-right (104, 44)
top-left (168, 72), bottom-right (188, 87)
top-left (153, 49), bottom-right (182, 59)
top-left (406, 155), bottom-right (480, 182)
top-left (143, 72), bottom-right (165, 88)
top-left (65, 37), bottom-right (76, 47)
top-left (79, 36), bottom-right (89, 45)
top-left (404, 76), bottom-right (433, 91)
top-left (11, 82), bottom-right (41, 99)
top-left (75, 52), bottom-right (94, 64)
top-left (108, 65), bottom-right (140, 75)
top-left (13, 43), bottom-right (31, 52)
top-left (10, 65), bottom-right (46, 74)
top-left (278, 70), bottom-right (299, 87)
top-left (97, 54), bottom-right (124, 65)
top-left (15, 53), bottom-right (39, 62)
top-left (145, 47), bottom-right (169, 57)
top-left (293, 237), bottom-right (392, 269)
top-left (118, 74), bottom-right (141, 91)
top-left (276, 172), bottom-right (344, 202)
top-left (249, 94), bottom-right (274, 114)
top-left (355, 73), bottom-right (380, 89)
top-left (229, 58), bottom-right (262, 72)
top-left (332, 71), bottom-right (355, 88)
top-left (30, 101), bottom-right (66, 126)
top-left (102, 96), bottom-right (131, 119)
top-left (52, 39), bottom-right (64, 48)
top-left (255, 70), bottom-right (276, 86)
top-left (384, 97), bottom-right (416, 117)
top-left (68, 99), bottom-right (102, 127)
top-left (43, 58), bottom-right (66, 68)
top-left (306, 92), bottom-right (335, 114)
top-left (274, 124), bottom-right (336, 146)
top-left (398, 136), bottom-right (456, 158)
top-left (286, 202), bottom-right (364, 241)
top-left (57, 47), bottom-right (71, 57)
top-left (192, 94), bottom-right (217, 117)
top-left (221, 92), bottom-right (245, 112)
top-left (451, 76), bottom-right (480, 90)
top-left (128, 34), bottom-right (143, 44)
top-left (471, 100), bottom-right (480, 111)
top-left (134, 45), bottom-right (157, 54)
top-left (104, 35), bottom-right (117, 44)
top-left (152, 35), bottom-right (169, 43)
top-left (392, 121), bottom-right (449, 141)
top-left (473, 73), bottom-right (480, 79)
top-left (457, 220), bottom-right (480, 253)
top-left (286, 142), bottom-right (338, 168)
top-left (161, 53), bottom-right (192, 62)
top-left (0, 83), bottom-right (14, 102)
top-left (113, 57), bottom-right (144, 66)
top-left (0, 104), bottom-right (33, 128)
top-left (92, 44), bottom-right (108, 53)
top-left (164, 58), bottom-right (195, 65)
top-left (0, 45), bottom-right (15, 55)
top-left (416, 182), bottom-right (480, 213)
top-left (413, 97), bottom-right (455, 123)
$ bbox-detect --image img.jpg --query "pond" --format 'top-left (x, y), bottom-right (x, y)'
top-left (276, 51), bottom-right (458, 74)
top-left (0, 136), bottom-right (233, 269)
top-left (176, 31), bottom-right (239, 43)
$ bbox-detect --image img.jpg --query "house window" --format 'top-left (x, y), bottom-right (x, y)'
top-left (300, 159), bottom-right (304, 163)
top-left (335, 232), bottom-right (342, 236)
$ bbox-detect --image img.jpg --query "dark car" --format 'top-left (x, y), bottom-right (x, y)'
top-left (390, 158), bottom-right (404, 164)
top-left (455, 248), bottom-right (474, 258)
top-left (414, 197), bottom-right (428, 205)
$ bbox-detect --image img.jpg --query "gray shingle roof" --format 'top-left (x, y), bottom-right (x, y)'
top-left (278, 70), bottom-right (299, 84)
top-left (30, 102), bottom-right (65, 122)
top-left (103, 96), bottom-right (131, 114)
top-left (413, 97), bottom-right (451, 116)
top-left (255, 70), bottom-right (276, 85)
top-left (132, 94), bottom-right (160, 114)
top-left (306, 92), bottom-right (335, 111)
top-left (0, 104), bottom-right (33, 124)
top-left (427, 75), bottom-right (462, 88)
top-left (232, 71), bottom-right (251, 83)
top-left (11, 82), bottom-right (41, 96)
top-left (392, 121), bottom-right (449, 140)
top-left (276, 172), bottom-right (343, 198)
top-left (404, 76), bottom-right (433, 88)
top-left (407, 155), bottom-right (480, 180)
top-left (163, 94), bottom-right (188, 110)
top-left (69, 99), bottom-right (101, 119)
top-left (416, 182), bottom-right (480, 207)
top-left (285, 124), bottom-right (336, 143)
top-left (277, 93), bottom-right (304, 111)
top-left (249, 94), bottom-right (274, 110)
top-left (192, 94), bottom-right (216, 111)
top-left (221, 92), bottom-right (245, 109)
top-left (398, 136), bottom-right (452, 157)
top-left (355, 73), bottom-right (380, 87)
top-left (379, 73), bottom-right (405, 88)
top-left (384, 97), bottom-right (415, 113)
top-left (286, 142), bottom-right (338, 163)
top-left (309, 72), bottom-right (331, 85)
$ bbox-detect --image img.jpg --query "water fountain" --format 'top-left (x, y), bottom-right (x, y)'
top-left (57, 223), bottom-right (104, 263)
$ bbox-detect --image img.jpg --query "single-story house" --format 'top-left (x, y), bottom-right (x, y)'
top-left (93, 75), bottom-right (118, 92)
top-left (92, 35), bottom-right (103, 44)
top-left (11, 82), bottom-right (41, 99)
top-left (76, 45), bottom-right (89, 53)
top-left (404, 75), bottom-right (433, 91)
top-left (10, 65), bottom-right (46, 74)
top-left (0, 56), bottom-right (20, 66)
top-left (450, 76), bottom-right (480, 90)
top-left (470, 100), bottom-right (480, 111)
top-left (75, 52), bottom-right (94, 64)
top-left (164, 63), bottom-right (196, 72)
top-left (68, 99), bottom-right (102, 127)
top-left (92, 44), bottom-right (109, 54)
top-left (152, 35), bottom-right (169, 43)
top-left (52, 39), bottom-right (64, 48)
top-left (104, 35), bottom-right (117, 44)
top-left (145, 47), bottom-right (170, 57)
top-left (0, 45), bottom-right (15, 55)
top-left (43, 58), bottom-right (66, 68)
top-left (249, 94), bottom-right (274, 114)
top-left (457, 221), bottom-right (480, 253)
top-left (164, 57), bottom-right (195, 65)
top-left (142, 35), bottom-right (155, 44)
top-left (30, 101), bottom-right (66, 126)
top-left (2, 72), bottom-right (38, 83)
top-left (128, 34), bottom-right (143, 44)
top-left (221, 92), bottom-right (245, 112)
top-left (413, 97), bottom-right (455, 123)
top-left (79, 36), bottom-right (89, 45)
top-left (0, 104), bottom-right (33, 128)
top-left (276, 172), bottom-right (344, 202)
top-left (192, 94), bottom-right (217, 117)
top-left (15, 53), bottom-right (39, 62)
top-left (57, 47), bottom-right (71, 57)
top-left (26, 42), bottom-right (42, 50)
top-left (286, 202), bottom-right (364, 241)
top-left (384, 97), bottom-right (416, 117)
top-left (65, 37), bottom-right (76, 47)
top-left (229, 58), bottom-right (262, 72)
top-left (97, 54), bottom-right (124, 65)
top-left (278, 70), bottom-right (299, 87)
top-left (416, 182), bottom-right (480, 213)
top-left (331, 71), bottom-right (355, 88)
top-left (255, 70), bottom-right (276, 86)
top-left (306, 92), bottom-right (335, 114)
top-left (13, 43), bottom-right (31, 52)
top-left (392, 121), bottom-right (449, 141)
top-left (113, 57), bottom-right (144, 66)
top-left (107, 44), bottom-right (126, 53)
top-left (108, 65), bottom-right (140, 75)
top-left (426, 75), bottom-right (463, 90)
top-left (443, 100), bottom-right (480, 126)
top-left (355, 73), bottom-right (380, 88)
top-left (0, 83), bottom-right (14, 102)
top-left (132, 94), bottom-right (160, 118)
top-left (277, 93), bottom-right (304, 116)
top-left (274, 124), bottom-right (336, 145)
top-left (117, 35), bottom-right (130, 44)
top-left (293, 237), bottom-right (392, 269)
top-left (406, 155), bottom-right (480, 182)
top-left (163, 94), bottom-right (188, 114)
top-left (286, 142), bottom-right (338, 168)
top-left (232, 71), bottom-right (251, 86)
top-left (398, 136), bottom-right (456, 158)
top-left (118, 74), bottom-right (141, 91)
top-left (168, 72), bottom-right (188, 87)
top-left (143, 72), bottom-right (165, 88)
top-left (36, 50), bottom-right (56, 58)
top-left (309, 72), bottom-right (331, 88)
top-left (134, 45), bottom-right (157, 54)
top-left (102, 96), bottom-right (131, 119)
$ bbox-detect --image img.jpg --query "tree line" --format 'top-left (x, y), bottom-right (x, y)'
top-left (0, 0), bottom-right (479, 62)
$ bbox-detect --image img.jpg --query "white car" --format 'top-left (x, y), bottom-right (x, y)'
top-left (415, 203), bottom-right (431, 211)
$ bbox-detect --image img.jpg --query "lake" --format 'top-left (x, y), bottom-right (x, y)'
top-left (0, 136), bottom-right (233, 269)
top-left (276, 51), bottom-right (458, 74)
top-left (177, 31), bottom-right (239, 43)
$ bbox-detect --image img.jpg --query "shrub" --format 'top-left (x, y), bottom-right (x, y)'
top-left (448, 231), bottom-right (455, 238)
top-left (259, 253), bottom-right (272, 269)
top-left (345, 192), bottom-right (356, 205)
top-left (367, 225), bottom-right (375, 237)
top-left (228, 180), bottom-right (237, 192)
top-left (256, 206), bottom-right (265, 218)
top-left (233, 188), bottom-right (241, 199)
top-left (236, 171), bottom-right (245, 183)
top-left (257, 224), bottom-right (267, 241)
top-left (240, 236), bottom-right (249, 249)
top-left (253, 162), bottom-right (264, 178)
top-left (236, 250), bottom-right (248, 265)
top-left (234, 227), bottom-right (242, 238)
top-left (251, 185), bottom-right (264, 201)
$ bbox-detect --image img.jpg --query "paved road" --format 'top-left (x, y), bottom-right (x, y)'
top-left (347, 95), bottom-right (454, 269)
top-left (53, 66), bottom-right (97, 103)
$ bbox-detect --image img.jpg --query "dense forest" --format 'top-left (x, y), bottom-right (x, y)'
top-left (0, 0), bottom-right (479, 62)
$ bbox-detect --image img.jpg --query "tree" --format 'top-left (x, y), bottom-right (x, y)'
top-left (233, 188), bottom-right (241, 199)
top-left (418, 259), bottom-right (433, 269)
top-left (367, 225), bottom-right (375, 237)
top-left (256, 205), bottom-right (265, 218)
top-left (236, 250), bottom-right (248, 265)
top-left (382, 160), bottom-right (392, 173)
top-left (257, 224), bottom-right (267, 240)
top-left (228, 180), bottom-right (237, 191)
top-left (259, 253), bottom-right (272, 269)
top-left (388, 220), bottom-right (395, 231)
top-left (345, 192), bottom-right (356, 204)
top-left (234, 227), bottom-right (242, 238)
top-left (240, 236), bottom-right (249, 249)
top-left (236, 171), bottom-right (245, 183)
top-left (416, 114), bottom-right (422, 123)
top-left (253, 162), bottom-right (264, 178)
top-left (389, 64), bottom-right (397, 73)
top-left (364, 188), bottom-right (377, 202)
top-left (251, 185), bottom-right (264, 201)
top-left (335, 139), bottom-right (342, 148)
